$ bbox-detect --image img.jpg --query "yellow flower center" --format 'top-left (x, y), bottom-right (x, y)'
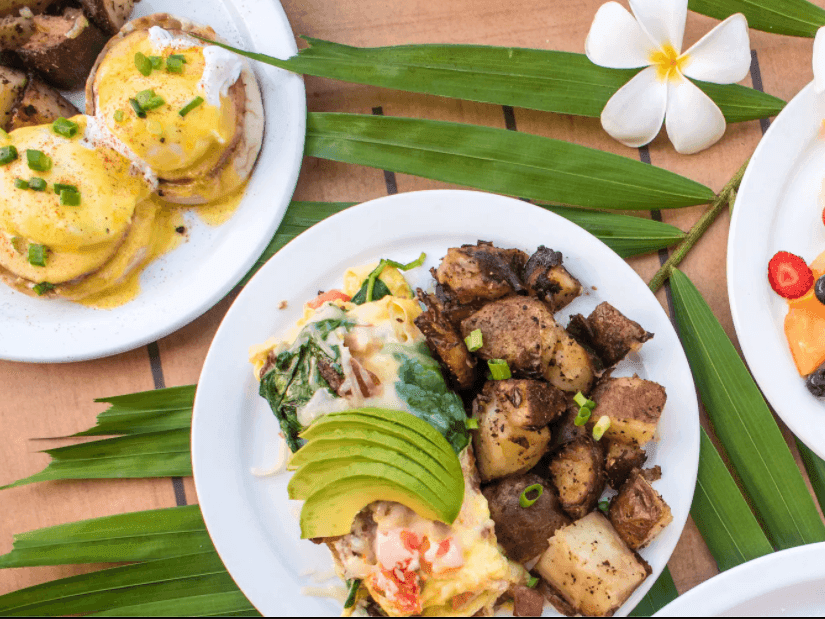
top-left (650, 44), bottom-right (688, 82)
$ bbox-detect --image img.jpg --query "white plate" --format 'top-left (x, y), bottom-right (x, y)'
top-left (0, 0), bottom-right (306, 363)
top-left (728, 82), bottom-right (825, 458)
top-left (655, 542), bottom-right (825, 617)
top-left (192, 190), bottom-right (700, 617)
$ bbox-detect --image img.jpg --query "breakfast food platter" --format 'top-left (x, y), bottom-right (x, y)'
top-left (729, 82), bottom-right (825, 459)
top-left (0, 0), bottom-right (306, 363)
top-left (191, 190), bottom-right (701, 617)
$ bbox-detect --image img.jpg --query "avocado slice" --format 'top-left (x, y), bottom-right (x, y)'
top-left (299, 475), bottom-right (459, 539)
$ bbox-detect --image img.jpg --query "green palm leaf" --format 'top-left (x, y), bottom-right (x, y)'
top-left (76, 386), bottom-right (197, 436)
top-left (629, 568), bottom-right (678, 616)
top-left (306, 113), bottom-right (716, 210)
top-left (206, 38), bottom-right (784, 123)
top-left (90, 590), bottom-right (259, 617)
top-left (796, 439), bottom-right (825, 513)
top-left (689, 0), bottom-right (825, 38)
top-left (670, 268), bottom-right (825, 549)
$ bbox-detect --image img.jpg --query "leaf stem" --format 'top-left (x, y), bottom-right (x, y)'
top-left (649, 157), bottom-right (750, 293)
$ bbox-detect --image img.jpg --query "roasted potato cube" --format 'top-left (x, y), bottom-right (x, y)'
top-left (547, 326), bottom-right (598, 394)
top-left (7, 73), bottom-right (78, 130)
top-left (511, 584), bottom-right (546, 617)
top-left (604, 439), bottom-right (647, 489)
top-left (415, 289), bottom-right (476, 390)
top-left (524, 246), bottom-right (583, 313)
top-left (0, 1), bottom-right (57, 18)
top-left (435, 241), bottom-right (528, 305)
top-left (461, 296), bottom-right (559, 379)
top-left (482, 473), bottom-right (571, 563)
top-left (589, 376), bottom-right (666, 446)
top-left (472, 379), bottom-right (562, 481)
top-left (0, 64), bottom-right (27, 131)
top-left (609, 468), bottom-right (673, 550)
top-left (568, 302), bottom-right (653, 367)
top-left (549, 435), bottom-right (606, 520)
top-left (548, 401), bottom-right (588, 453)
top-left (0, 14), bottom-right (34, 50)
top-left (535, 512), bottom-right (651, 617)
top-left (79, 0), bottom-right (136, 35)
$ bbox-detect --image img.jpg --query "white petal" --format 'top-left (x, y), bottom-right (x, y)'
top-left (682, 14), bottom-right (751, 84)
top-left (629, 0), bottom-right (687, 52)
top-left (601, 65), bottom-right (667, 148)
top-left (585, 2), bottom-right (657, 69)
top-left (814, 26), bottom-right (825, 93)
top-left (665, 72), bottom-right (726, 154)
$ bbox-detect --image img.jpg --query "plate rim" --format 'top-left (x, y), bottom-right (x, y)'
top-left (192, 188), bottom-right (700, 617)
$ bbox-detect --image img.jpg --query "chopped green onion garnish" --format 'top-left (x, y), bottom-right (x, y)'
top-left (573, 406), bottom-right (592, 427)
top-left (28, 177), bottom-right (46, 192)
top-left (0, 145), bottom-right (18, 165)
top-left (519, 483), bottom-right (544, 508)
top-left (598, 498), bottom-right (610, 514)
top-left (51, 117), bottom-right (79, 138)
top-left (527, 576), bottom-right (539, 588)
top-left (114, 110), bottom-right (125, 123)
top-left (59, 188), bottom-right (80, 206)
top-left (10, 236), bottom-right (24, 254)
top-left (178, 96), bottom-right (204, 117)
top-left (129, 98), bottom-right (147, 118)
top-left (149, 55), bottom-right (163, 69)
top-left (487, 359), bottom-right (511, 380)
top-left (166, 55), bottom-right (185, 73)
top-left (465, 418), bottom-right (479, 430)
top-left (573, 392), bottom-right (595, 409)
top-left (0, 128), bottom-right (9, 141)
top-left (26, 150), bottom-right (51, 172)
top-left (53, 183), bottom-right (78, 195)
top-left (344, 579), bottom-right (360, 609)
top-left (464, 328), bottom-right (483, 352)
top-left (13, 178), bottom-right (28, 189)
top-left (168, 54), bottom-right (187, 63)
top-left (33, 281), bottom-right (54, 296)
top-left (134, 52), bottom-right (152, 76)
top-left (385, 252), bottom-right (427, 271)
top-left (27, 244), bottom-right (47, 267)
top-left (136, 89), bottom-right (165, 111)
top-left (592, 416), bottom-right (611, 441)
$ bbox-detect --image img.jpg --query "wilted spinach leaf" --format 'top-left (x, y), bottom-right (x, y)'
top-left (351, 277), bottom-right (392, 305)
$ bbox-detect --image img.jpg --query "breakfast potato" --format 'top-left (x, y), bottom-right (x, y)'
top-left (608, 468), bottom-right (673, 551)
top-left (0, 13), bottom-right (34, 49)
top-left (79, 0), bottom-right (135, 34)
top-left (0, 0), bottom-right (56, 18)
top-left (546, 326), bottom-right (599, 394)
top-left (535, 512), bottom-right (651, 617)
top-left (568, 302), bottom-right (653, 367)
top-left (471, 379), bottom-right (563, 481)
top-left (548, 435), bottom-right (606, 520)
top-left (589, 376), bottom-right (666, 446)
top-left (511, 584), bottom-right (546, 617)
top-left (17, 8), bottom-right (107, 90)
top-left (523, 246), bottom-right (583, 313)
top-left (415, 289), bottom-right (477, 390)
top-left (435, 241), bottom-right (529, 305)
top-left (482, 473), bottom-right (571, 563)
top-left (0, 64), bottom-right (26, 130)
top-left (604, 439), bottom-right (647, 489)
top-left (548, 401), bottom-right (588, 453)
top-left (6, 73), bottom-right (77, 130)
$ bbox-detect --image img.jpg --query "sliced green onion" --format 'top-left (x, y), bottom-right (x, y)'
top-left (26, 149), bottom-right (52, 172)
top-left (464, 328), bottom-right (483, 352)
top-left (166, 55), bottom-right (185, 73)
top-left (135, 89), bottom-right (165, 111)
top-left (10, 236), bottom-right (24, 254)
top-left (519, 483), bottom-right (543, 508)
top-left (487, 359), bottom-right (511, 380)
top-left (13, 178), bottom-right (28, 189)
top-left (59, 188), bottom-right (80, 206)
top-left (385, 252), bottom-right (427, 271)
top-left (574, 406), bottom-right (592, 427)
top-left (527, 576), bottom-right (539, 588)
top-left (114, 110), bottom-right (125, 123)
top-left (51, 117), bottom-right (79, 138)
top-left (28, 177), bottom-right (46, 191)
top-left (598, 498), bottom-right (610, 514)
top-left (0, 145), bottom-right (18, 165)
top-left (178, 96), bottom-right (204, 117)
top-left (149, 55), bottom-right (163, 69)
top-left (53, 183), bottom-right (78, 195)
top-left (344, 579), bottom-right (360, 609)
top-left (0, 128), bottom-right (9, 141)
top-left (33, 281), bottom-right (54, 296)
top-left (465, 418), bottom-right (479, 430)
top-left (129, 98), bottom-right (147, 118)
top-left (168, 54), bottom-right (187, 64)
top-left (134, 52), bottom-right (152, 76)
top-left (593, 416), bottom-right (611, 441)
top-left (27, 244), bottom-right (47, 267)
top-left (573, 391), bottom-right (595, 409)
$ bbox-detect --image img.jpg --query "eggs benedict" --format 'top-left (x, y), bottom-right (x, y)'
top-left (86, 13), bottom-right (264, 205)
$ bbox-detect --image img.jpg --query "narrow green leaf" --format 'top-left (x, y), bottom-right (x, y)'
top-left (670, 268), bottom-right (825, 549)
top-left (689, 0), bottom-right (825, 38)
top-left (238, 201), bottom-right (356, 286)
top-left (0, 552), bottom-right (236, 616)
top-left (796, 438), bottom-right (825, 514)
top-left (0, 505), bottom-right (210, 568)
top-left (206, 37), bottom-right (784, 123)
top-left (0, 429), bottom-right (191, 490)
top-left (77, 386), bottom-right (197, 436)
top-left (629, 567), bottom-right (678, 617)
top-left (537, 204), bottom-right (686, 258)
top-left (90, 590), bottom-right (258, 617)
top-left (306, 113), bottom-right (716, 210)
top-left (691, 429), bottom-right (773, 571)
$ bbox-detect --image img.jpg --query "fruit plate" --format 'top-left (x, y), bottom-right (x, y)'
top-left (0, 0), bottom-right (305, 363)
top-left (191, 190), bottom-right (701, 617)
top-left (654, 542), bottom-right (825, 617)
top-left (728, 82), bottom-right (825, 459)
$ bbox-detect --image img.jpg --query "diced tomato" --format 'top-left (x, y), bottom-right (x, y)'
top-left (307, 289), bottom-right (350, 309)
top-left (378, 567), bottom-right (421, 615)
top-left (436, 538), bottom-right (451, 558)
top-left (451, 591), bottom-right (475, 610)
top-left (400, 530), bottom-right (421, 552)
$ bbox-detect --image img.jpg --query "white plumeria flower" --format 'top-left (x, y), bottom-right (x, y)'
top-left (813, 26), bottom-right (825, 93)
top-left (585, 0), bottom-right (751, 154)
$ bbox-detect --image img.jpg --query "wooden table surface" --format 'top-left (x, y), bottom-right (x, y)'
top-left (1, 0), bottom-right (821, 609)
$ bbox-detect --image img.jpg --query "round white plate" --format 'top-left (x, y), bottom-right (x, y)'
top-left (655, 542), bottom-right (825, 617)
top-left (0, 0), bottom-right (306, 363)
top-left (192, 190), bottom-right (700, 617)
top-left (728, 82), bottom-right (825, 458)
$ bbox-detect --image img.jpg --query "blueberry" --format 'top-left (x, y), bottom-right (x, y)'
top-left (816, 275), bottom-right (825, 305)
top-left (806, 363), bottom-right (825, 397)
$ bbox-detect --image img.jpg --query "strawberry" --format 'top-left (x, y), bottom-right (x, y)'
top-left (768, 251), bottom-right (814, 299)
